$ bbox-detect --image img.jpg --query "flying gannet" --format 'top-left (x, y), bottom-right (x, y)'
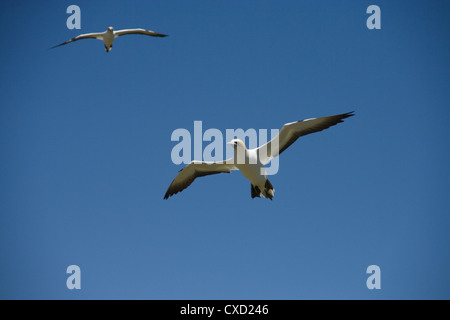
top-left (164, 111), bottom-right (354, 200)
top-left (51, 26), bottom-right (167, 52)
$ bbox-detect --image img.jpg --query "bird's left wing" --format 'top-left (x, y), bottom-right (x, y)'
top-left (51, 32), bottom-right (104, 49)
top-left (164, 160), bottom-right (236, 199)
top-left (114, 28), bottom-right (168, 38)
top-left (257, 111), bottom-right (354, 165)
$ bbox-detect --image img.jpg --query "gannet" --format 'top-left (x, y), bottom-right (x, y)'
top-left (164, 112), bottom-right (354, 200)
top-left (51, 26), bottom-right (167, 52)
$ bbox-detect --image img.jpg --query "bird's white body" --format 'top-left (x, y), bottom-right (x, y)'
top-left (102, 28), bottom-right (115, 51)
top-left (234, 148), bottom-right (271, 197)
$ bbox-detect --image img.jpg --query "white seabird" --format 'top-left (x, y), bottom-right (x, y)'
top-left (51, 26), bottom-right (167, 52)
top-left (164, 111), bottom-right (354, 200)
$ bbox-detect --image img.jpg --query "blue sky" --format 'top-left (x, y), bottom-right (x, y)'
top-left (0, 0), bottom-right (449, 299)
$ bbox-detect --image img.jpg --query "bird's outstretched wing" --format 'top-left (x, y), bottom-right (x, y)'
top-left (51, 32), bottom-right (104, 49)
top-left (114, 28), bottom-right (168, 38)
top-left (164, 160), bottom-right (236, 199)
top-left (257, 111), bottom-right (354, 165)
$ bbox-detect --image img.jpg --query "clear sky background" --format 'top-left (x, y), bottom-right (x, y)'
top-left (1, 0), bottom-right (449, 299)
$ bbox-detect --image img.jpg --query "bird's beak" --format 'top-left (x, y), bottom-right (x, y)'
top-left (226, 142), bottom-right (233, 146)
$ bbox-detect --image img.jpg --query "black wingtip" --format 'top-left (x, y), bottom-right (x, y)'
top-left (163, 189), bottom-right (175, 200)
top-left (163, 189), bottom-right (171, 199)
top-left (50, 42), bottom-right (69, 50)
top-left (338, 111), bottom-right (355, 121)
top-left (344, 111), bottom-right (355, 117)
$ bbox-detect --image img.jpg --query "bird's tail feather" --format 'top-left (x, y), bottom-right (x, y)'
top-left (264, 179), bottom-right (274, 200)
top-left (251, 185), bottom-right (261, 198)
top-left (251, 180), bottom-right (274, 200)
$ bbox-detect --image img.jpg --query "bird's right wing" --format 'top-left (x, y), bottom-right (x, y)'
top-left (164, 160), bottom-right (236, 199)
top-left (114, 28), bottom-right (168, 38)
top-left (51, 32), bottom-right (104, 49)
top-left (257, 112), bottom-right (354, 165)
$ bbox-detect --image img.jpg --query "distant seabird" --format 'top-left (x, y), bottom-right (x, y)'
top-left (51, 26), bottom-right (167, 52)
top-left (164, 111), bottom-right (354, 200)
